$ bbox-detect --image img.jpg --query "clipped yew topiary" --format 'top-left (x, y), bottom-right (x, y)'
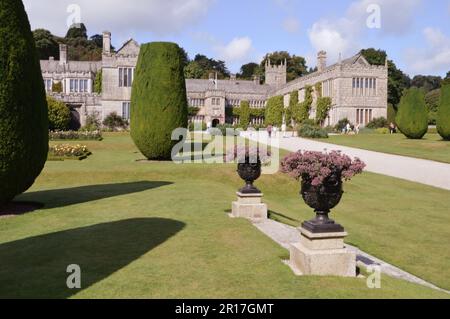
top-left (131, 42), bottom-right (188, 160)
top-left (0, 0), bottom-right (49, 206)
top-left (396, 88), bottom-right (428, 139)
top-left (437, 83), bottom-right (450, 140)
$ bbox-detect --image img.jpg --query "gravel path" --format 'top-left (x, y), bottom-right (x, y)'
top-left (254, 219), bottom-right (449, 294)
top-left (242, 132), bottom-right (450, 191)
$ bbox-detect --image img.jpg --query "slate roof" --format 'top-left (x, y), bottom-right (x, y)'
top-left (40, 60), bottom-right (102, 74)
top-left (186, 79), bottom-right (272, 95)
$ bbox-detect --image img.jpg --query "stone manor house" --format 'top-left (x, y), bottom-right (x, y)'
top-left (41, 32), bottom-right (388, 129)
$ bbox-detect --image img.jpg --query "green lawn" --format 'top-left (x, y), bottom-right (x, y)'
top-left (0, 133), bottom-right (449, 298)
top-left (326, 133), bottom-right (450, 163)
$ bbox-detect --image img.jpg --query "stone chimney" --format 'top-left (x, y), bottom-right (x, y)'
top-left (59, 44), bottom-right (67, 65)
top-left (317, 51), bottom-right (327, 72)
top-left (103, 31), bottom-right (111, 54)
top-left (253, 75), bottom-right (260, 85)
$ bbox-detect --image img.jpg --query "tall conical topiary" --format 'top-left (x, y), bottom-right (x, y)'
top-left (131, 42), bottom-right (188, 160)
top-left (437, 83), bottom-right (450, 140)
top-left (0, 0), bottom-right (49, 205)
top-left (396, 87), bottom-right (428, 139)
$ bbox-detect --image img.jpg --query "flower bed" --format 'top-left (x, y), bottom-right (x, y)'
top-left (48, 144), bottom-right (92, 161)
top-left (49, 130), bottom-right (103, 141)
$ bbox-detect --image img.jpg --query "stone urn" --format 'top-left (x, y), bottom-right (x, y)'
top-left (237, 159), bottom-right (262, 194)
top-left (300, 173), bottom-right (345, 233)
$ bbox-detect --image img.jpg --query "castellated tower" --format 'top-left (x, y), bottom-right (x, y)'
top-left (317, 51), bottom-right (327, 72)
top-left (265, 59), bottom-right (287, 88)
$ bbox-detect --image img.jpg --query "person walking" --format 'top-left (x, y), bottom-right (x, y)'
top-left (267, 124), bottom-right (273, 138)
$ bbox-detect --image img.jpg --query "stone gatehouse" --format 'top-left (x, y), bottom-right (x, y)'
top-left (40, 32), bottom-right (388, 128)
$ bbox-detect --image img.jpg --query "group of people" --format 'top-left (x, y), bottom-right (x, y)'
top-left (342, 123), bottom-right (361, 135)
top-left (266, 124), bottom-right (290, 138)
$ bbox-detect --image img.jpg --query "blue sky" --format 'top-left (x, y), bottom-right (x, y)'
top-left (24, 0), bottom-right (450, 77)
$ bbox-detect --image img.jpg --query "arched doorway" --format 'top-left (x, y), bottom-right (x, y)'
top-left (212, 119), bottom-right (220, 128)
top-left (69, 106), bottom-right (81, 131)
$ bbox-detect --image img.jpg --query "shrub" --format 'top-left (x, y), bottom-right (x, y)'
top-left (131, 42), bottom-right (188, 160)
top-left (297, 85), bottom-right (313, 123)
top-left (301, 119), bottom-right (316, 126)
top-left (366, 117), bottom-right (388, 129)
top-left (316, 97), bottom-right (332, 125)
top-left (51, 81), bottom-right (63, 93)
top-left (286, 90), bottom-right (298, 125)
top-left (0, 0), bottom-right (49, 205)
top-left (239, 100), bottom-right (250, 130)
top-left (437, 83), bottom-right (450, 140)
top-left (298, 124), bottom-right (329, 139)
top-left (103, 112), bottom-right (128, 131)
top-left (425, 89), bottom-right (440, 125)
top-left (81, 111), bottom-right (101, 132)
top-left (265, 95), bottom-right (284, 126)
top-left (396, 88), bottom-right (428, 139)
top-left (49, 130), bottom-right (102, 141)
top-left (48, 144), bottom-right (91, 160)
top-left (188, 122), bottom-right (207, 131)
top-left (376, 128), bottom-right (390, 134)
top-left (47, 96), bottom-right (71, 131)
top-left (94, 70), bottom-right (102, 94)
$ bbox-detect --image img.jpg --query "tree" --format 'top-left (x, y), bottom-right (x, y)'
top-left (65, 23), bottom-right (88, 40)
top-left (396, 88), bottom-right (428, 139)
top-left (47, 96), bottom-right (71, 131)
top-left (184, 61), bottom-right (204, 79)
top-left (411, 75), bottom-right (442, 93)
top-left (238, 63), bottom-right (261, 80)
top-left (437, 83), bottom-right (450, 140)
top-left (131, 42), bottom-right (188, 160)
top-left (265, 95), bottom-right (284, 126)
top-left (0, 0), bottom-right (49, 205)
top-left (90, 34), bottom-right (103, 48)
top-left (33, 28), bottom-right (59, 60)
top-left (260, 51), bottom-right (307, 82)
top-left (297, 85), bottom-right (313, 123)
top-left (446, 71), bottom-right (450, 79)
top-left (361, 48), bottom-right (411, 108)
top-left (425, 89), bottom-right (441, 125)
top-left (239, 101), bottom-right (251, 130)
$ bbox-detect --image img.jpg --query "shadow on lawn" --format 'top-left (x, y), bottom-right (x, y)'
top-left (0, 218), bottom-right (185, 299)
top-left (17, 181), bottom-right (172, 209)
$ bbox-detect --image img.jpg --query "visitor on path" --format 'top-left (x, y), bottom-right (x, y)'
top-left (355, 123), bottom-right (361, 135)
top-left (346, 123), bottom-right (352, 134)
top-left (389, 122), bottom-right (397, 134)
top-left (273, 126), bottom-right (278, 138)
top-left (267, 124), bottom-right (273, 138)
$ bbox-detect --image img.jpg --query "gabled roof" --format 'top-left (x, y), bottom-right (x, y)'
top-left (186, 79), bottom-right (272, 95)
top-left (116, 39), bottom-right (140, 56)
top-left (40, 60), bottom-right (102, 74)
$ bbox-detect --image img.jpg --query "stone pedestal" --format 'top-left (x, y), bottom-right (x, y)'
top-left (289, 228), bottom-right (356, 277)
top-left (231, 192), bottom-right (268, 222)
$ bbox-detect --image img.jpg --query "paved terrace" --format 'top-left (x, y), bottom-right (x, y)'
top-left (242, 132), bottom-right (450, 191)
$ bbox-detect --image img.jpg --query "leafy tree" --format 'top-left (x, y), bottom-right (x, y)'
top-left (0, 0), bottom-right (49, 205)
top-left (193, 54), bottom-right (230, 79)
top-left (65, 23), bottom-right (88, 40)
top-left (265, 95), bottom-right (284, 126)
top-left (90, 34), bottom-right (103, 48)
top-left (47, 96), bottom-right (71, 131)
top-left (316, 97), bottom-right (332, 126)
top-left (260, 51), bottom-right (307, 82)
top-left (131, 42), bottom-right (188, 160)
top-left (361, 48), bottom-right (411, 108)
top-left (411, 75), bottom-right (442, 93)
top-left (33, 28), bottom-right (59, 60)
top-left (396, 88), bottom-right (428, 139)
top-left (184, 61), bottom-right (204, 79)
top-left (446, 71), bottom-right (450, 79)
top-left (437, 83), bottom-right (450, 140)
top-left (239, 101), bottom-right (250, 130)
top-left (238, 63), bottom-right (262, 80)
top-left (425, 89), bottom-right (441, 125)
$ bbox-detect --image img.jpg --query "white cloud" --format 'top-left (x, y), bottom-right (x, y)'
top-left (405, 28), bottom-right (450, 75)
top-left (307, 0), bottom-right (422, 66)
top-left (215, 37), bottom-right (254, 64)
top-left (23, 0), bottom-right (215, 38)
top-left (282, 17), bottom-right (300, 33)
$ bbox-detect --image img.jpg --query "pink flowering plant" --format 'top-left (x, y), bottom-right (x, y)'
top-left (225, 145), bottom-right (271, 165)
top-left (281, 150), bottom-right (366, 186)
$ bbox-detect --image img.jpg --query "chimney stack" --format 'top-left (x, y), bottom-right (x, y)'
top-left (317, 51), bottom-right (327, 72)
top-left (103, 31), bottom-right (111, 54)
top-left (253, 75), bottom-right (260, 85)
top-left (59, 44), bottom-right (67, 65)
